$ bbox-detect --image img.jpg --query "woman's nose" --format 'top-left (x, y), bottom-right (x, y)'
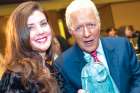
top-left (37, 25), bottom-right (44, 34)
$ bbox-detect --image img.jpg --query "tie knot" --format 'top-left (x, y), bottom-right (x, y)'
top-left (91, 51), bottom-right (99, 62)
top-left (91, 51), bottom-right (97, 57)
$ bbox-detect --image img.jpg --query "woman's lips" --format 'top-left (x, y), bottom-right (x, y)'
top-left (36, 36), bottom-right (48, 43)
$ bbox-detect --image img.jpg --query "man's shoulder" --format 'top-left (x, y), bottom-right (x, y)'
top-left (54, 45), bottom-right (79, 64)
top-left (62, 45), bottom-right (77, 57)
top-left (102, 37), bottom-right (129, 44)
top-left (102, 36), bottom-right (127, 41)
top-left (53, 45), bottom-right (84, 71)
top-left (101, 37), bottom-right (131, 50)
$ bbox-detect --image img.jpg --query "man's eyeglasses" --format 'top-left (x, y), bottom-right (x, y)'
top-left (71, 22), bottom-right (98, 32)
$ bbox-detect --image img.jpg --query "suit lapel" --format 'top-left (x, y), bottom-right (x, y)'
top-left (101, 38), bottom-right (121, 91)
top-left (72, 44), bottom-right (87, 71)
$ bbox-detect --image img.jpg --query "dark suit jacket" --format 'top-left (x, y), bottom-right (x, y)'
top-left (54, 37), bottom-right (140, 93)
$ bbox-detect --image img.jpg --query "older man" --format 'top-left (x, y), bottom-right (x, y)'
top-left (54, 0), bottom-right (140, 93)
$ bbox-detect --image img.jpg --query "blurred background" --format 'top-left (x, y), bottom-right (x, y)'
top-left (0, 0), bottom-right (140, 55)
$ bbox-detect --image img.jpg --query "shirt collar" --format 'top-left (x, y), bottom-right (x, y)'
top-left (96, 39), bottom-right (104, 55)
top-left (83, 39), bottom-right (103, 61)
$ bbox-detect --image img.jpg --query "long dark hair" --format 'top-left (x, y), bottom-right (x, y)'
top-left (4, 1), bottom-right (58, 93)
top-left (118, 25), bottom-right (134, 37)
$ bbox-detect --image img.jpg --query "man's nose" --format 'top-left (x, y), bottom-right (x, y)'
top-left (83, 26), bottom-right (90, 37)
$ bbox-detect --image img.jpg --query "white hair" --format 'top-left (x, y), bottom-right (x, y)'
top-left (65, 0), bottom-right (100, 29)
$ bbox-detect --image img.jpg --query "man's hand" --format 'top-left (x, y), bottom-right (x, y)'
top-left (77, 89), bottom-right (87, 93)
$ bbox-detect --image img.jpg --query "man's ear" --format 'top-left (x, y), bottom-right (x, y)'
top-left (68, 29), bottom-right (73, 35)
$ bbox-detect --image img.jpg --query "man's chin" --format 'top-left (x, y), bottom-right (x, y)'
top-left (83, 48), bottom-right (95, 53)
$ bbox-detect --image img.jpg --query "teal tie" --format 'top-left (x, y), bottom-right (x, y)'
top-left (81, 51), bottom-right (116, 93)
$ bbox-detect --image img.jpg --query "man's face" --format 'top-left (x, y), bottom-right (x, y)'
top-left (69, 8), bottom-right (100, 53)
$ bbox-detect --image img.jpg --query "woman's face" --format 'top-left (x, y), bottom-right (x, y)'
top-left (27, 10), bottom-right (52, 52)
top-left (125, 27), bottom-right (133, 38)
top-left (108, 29), bottom-right (117, 37)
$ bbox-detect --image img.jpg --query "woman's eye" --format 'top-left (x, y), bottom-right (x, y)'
top-left (27, 26), bottom-right (34, 31)
top-left (41, 22), bottom-right (48, 26)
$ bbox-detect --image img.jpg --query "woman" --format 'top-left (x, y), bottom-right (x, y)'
top-left (118, 25), bottom-right (138, 50)
top-left (52, 36), bottom-right (69, 61)
top-left (106, 27), bottom-right (118, 37)
top-left (52, 37), bottom-right (62, 61)
top-left (0, 1), bottom-right (59, 93)
top-left (0, 54), bottom-right (4, 79)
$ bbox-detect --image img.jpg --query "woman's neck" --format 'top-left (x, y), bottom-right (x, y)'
top-left (39, 52), bottom-right (46, 68)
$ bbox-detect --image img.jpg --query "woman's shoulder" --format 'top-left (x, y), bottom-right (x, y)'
top-left (1, 70), bottom-right (21, 84)
top-left (0, 70), bottom-right (38, 93)
top-left (0, 70), bottom-right (24, 92)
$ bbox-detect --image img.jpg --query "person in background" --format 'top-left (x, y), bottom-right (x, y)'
top-left (52, 37), bottom-right (62, 61)
top-left (56, 35), bottom-right (70, 52)
top-left (67, 36), bottom-right (75, 46)
top-left (106, 27), bottom-right (118, 37)
top-left (0, 54), bottom-right (4, 79)
top-left (53, 0), bottom-right (140, 93)
top-left (118, 25), bottom-right (134, 38)
top-left (0, 1), bottom-right (60, 93)
top-left (52, 36), bottom-right (69, 61)
top-left (136, 30), bottom-right (140, 52)
top-left (118, 25), bottom-right (138, 50)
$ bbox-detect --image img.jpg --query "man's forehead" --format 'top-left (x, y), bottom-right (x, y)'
top-left (70, 9), bottom-right (98, 21)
